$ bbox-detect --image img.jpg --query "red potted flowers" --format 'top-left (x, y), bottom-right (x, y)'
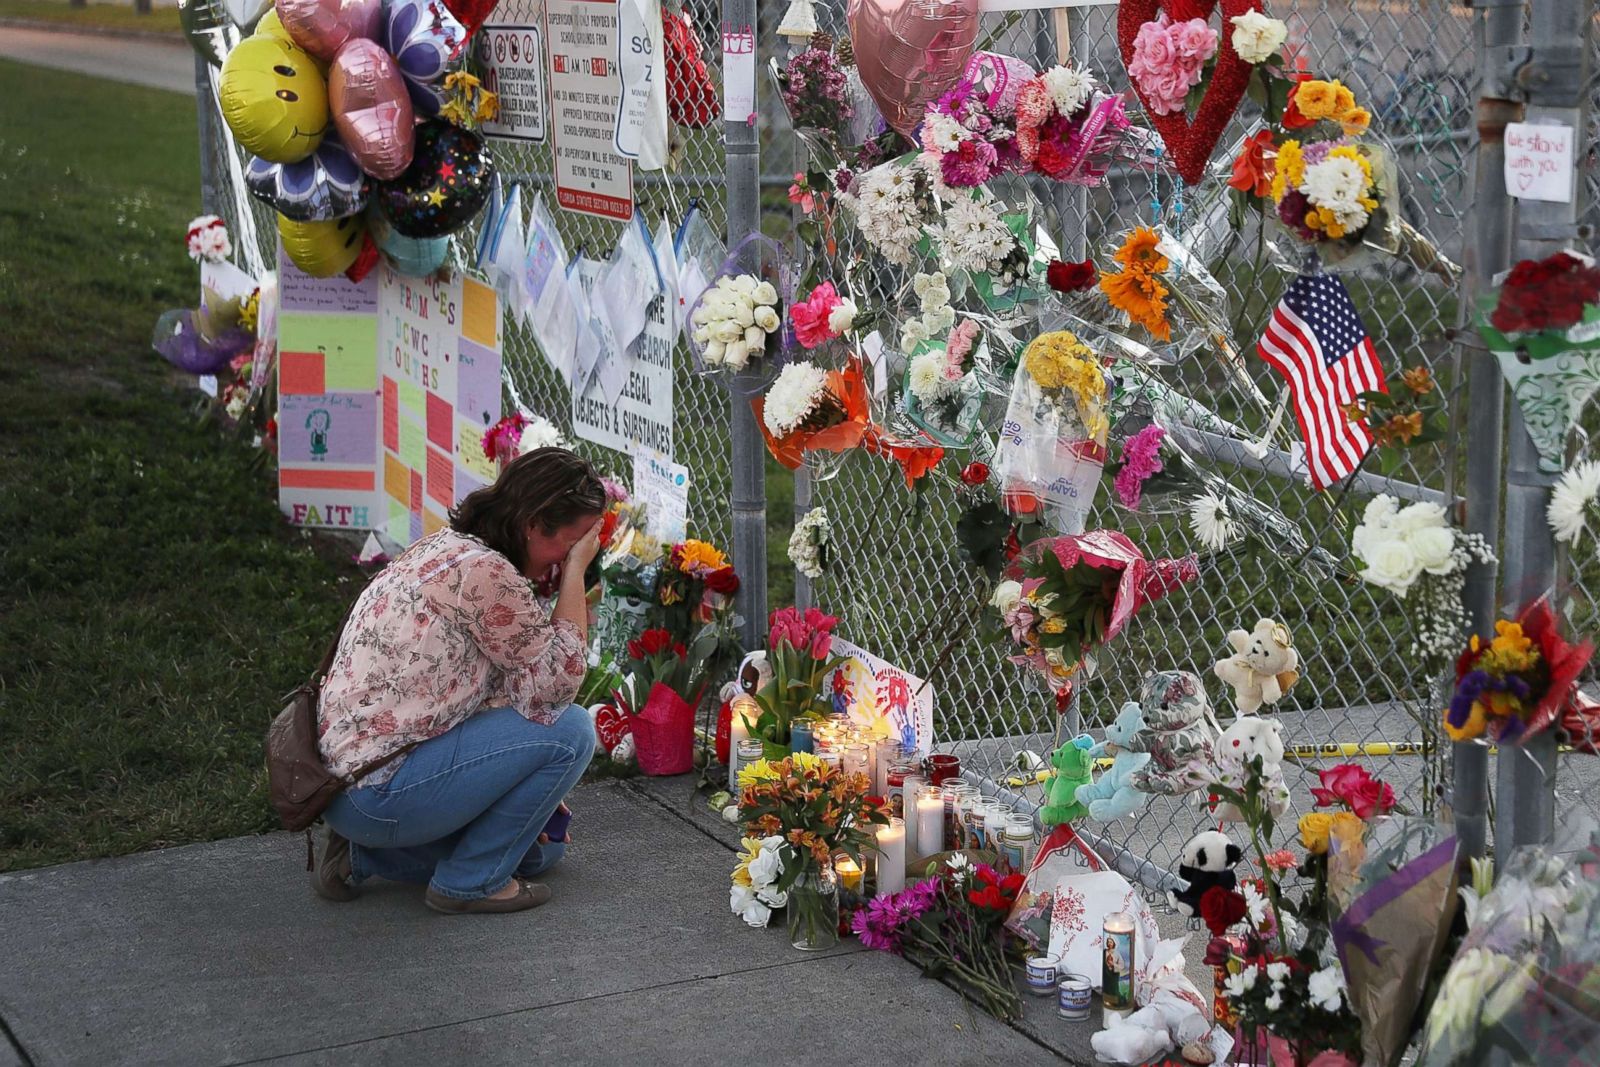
top-left (613, 627), bottom-right (716, 776)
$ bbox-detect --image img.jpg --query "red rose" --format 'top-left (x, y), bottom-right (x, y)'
top-left (967, 884), bottom-right (1012, 912)
top-left (999, 872), bottom-right (1024, 897)
top-left (1199, 886), bottom-right (1247, 937)
top-left (633, 628), bottom-right (675, 657)
top-left (959, 461), bottom-right (990, 486)
top-left (1046, 259), bottom-right (1098, 294)
top-left (704, 566), bottom-right (741, 595)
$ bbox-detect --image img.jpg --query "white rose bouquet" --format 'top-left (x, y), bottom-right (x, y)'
top-left (1350, 494), bottom-right (1494, 665)
top-left (691, 273), bottom-right (782, 372)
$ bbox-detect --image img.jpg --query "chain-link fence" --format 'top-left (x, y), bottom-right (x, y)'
top-left (191, 0), bottom-right (1597, 888)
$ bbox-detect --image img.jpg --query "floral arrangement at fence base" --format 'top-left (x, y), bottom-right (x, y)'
top-left (735, 751), bottom-right (889, 949)
top-left (853, 853), bottom-right (1025, 1019)
top-left (1444, 597), bottom-right (1594, 745)
top-left (742, 606), bottom-right (841, 755)
top-left (992, 530), bottom-right (1198, 705)
top-left (611, 626), bottom-right (716, 776)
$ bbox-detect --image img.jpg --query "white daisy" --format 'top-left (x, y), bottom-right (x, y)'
top-left (1189, 490), bottom-right (1240, 551)
top-left (762, 361), bottom-right (829, 438)
top-left (921, 112), bottom-right (971, 152)
top-left (1041, 65), bottom-right (1095, 116)
top-left (1549, 459), bottom-right (1600, 546)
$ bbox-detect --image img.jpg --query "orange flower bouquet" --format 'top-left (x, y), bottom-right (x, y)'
top-left (1098, 226), bottom-right (1230, 359)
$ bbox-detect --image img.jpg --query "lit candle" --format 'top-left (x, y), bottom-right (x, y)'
top-left (914, 785), bottom-right (944, 862)
top-left (1101, 912), bottom-right (1137, 1017)
top-left (728, 695), bottom-right (756, 793)
top-left (900, 774), bottom-right (926, 855)
top-left (875, 818), bottom-right (906, 895)
top-left (842, 742), bottom-right (870, 781)
top-left (833, 854), bottom-right (864, 894)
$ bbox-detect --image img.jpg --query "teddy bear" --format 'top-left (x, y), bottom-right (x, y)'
top-left (1074, 702), bottom-right (1154, 822)
top-left (1039, 734), bottom-right (1096, 826)
top-left (1213, 618), bottom-right (1301, 716)
top-left (1168, 829), bottom-right (1244, 918)
top-left (1206, 715), bottom-right (1290, 823)
top-left (1129, 670), bottom-right (1218, 798)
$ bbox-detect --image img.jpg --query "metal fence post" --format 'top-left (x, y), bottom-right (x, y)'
top-left (193, 54), bottom-right (224, 217)
top-left (1494, 0), bottom-right (1591, 853)
top-left (1455, 0), bottom-right (1523, 862)
top-left (725, 0), bottom-right (768, 651)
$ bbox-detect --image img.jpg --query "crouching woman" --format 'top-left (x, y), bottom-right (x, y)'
top-left (311, 448), bottom-right (603, 914)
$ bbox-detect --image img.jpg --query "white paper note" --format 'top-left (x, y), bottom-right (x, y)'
top-left (632, 452), bottom-right (689, 542)
top-left (720, 20), bottom-right (755, 123)
top-left (1505, 121), bottom-right (1575, 203)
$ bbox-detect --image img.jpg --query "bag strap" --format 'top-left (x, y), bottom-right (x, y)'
top-left (311, 597), bottom-right (363, 689)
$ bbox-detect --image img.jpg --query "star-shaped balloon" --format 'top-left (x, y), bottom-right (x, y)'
top-left (1478, 301), bottom-right (1600, 472)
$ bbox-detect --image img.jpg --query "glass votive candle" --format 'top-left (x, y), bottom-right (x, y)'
top-left (789, 719), bottom-right (815, 754)
top-left (1024, 952), bottom-right (1058, 997)
top-left (1058, 973), bottom-right (1094, 1020)
top-left (984, 803), bottom-right (1009, 853)
top-left (913, 784), bottom-right (944, 860)
top-left (832, 852), bottom-right (865, 894)
top-left (1001, 813), bottom-right (1035, 875)
top-left (841, 742), bottom-right (870, 781)
top-left (941, 782), bottom-right (974, 852)
top-left (927, 752), bottom-right (961, 784)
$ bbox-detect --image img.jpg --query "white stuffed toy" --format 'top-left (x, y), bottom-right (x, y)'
top-left (1091, 988), bottom-right (1213, 1064)
top-left (736, 650), bottom-right (774, 699)
top-left (1207, 716), bottom-right (1289, 822)
top-left (1212, 618), bottom-right (1300, 716)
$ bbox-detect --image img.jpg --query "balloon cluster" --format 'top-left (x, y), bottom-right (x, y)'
top-left (199, 0), bottom-right (497, 279)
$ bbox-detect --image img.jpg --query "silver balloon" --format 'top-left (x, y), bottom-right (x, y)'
top-left (226, 0), bottom-right (274, 30)
top-left (179, 0), bottom-right (242, 68)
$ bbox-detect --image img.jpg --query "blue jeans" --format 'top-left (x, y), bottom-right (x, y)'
top-left (324, 704), bottom-right (595, 900)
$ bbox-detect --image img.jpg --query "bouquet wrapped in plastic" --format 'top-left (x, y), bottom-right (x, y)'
top-left (1420, 825), bottom-right (1600, 1066)
top-left (994, 327), bottom-right (1111, 533)
top-left (687, 234), bottom-right (804, 390)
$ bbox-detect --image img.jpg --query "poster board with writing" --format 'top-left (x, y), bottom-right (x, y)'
top-left (545, 0), bottom-right (634, 220)
top-left (276, 249), bottom-right (383, 531)
top-left (824, 637), bottom-right (936, 758)
top-left (376, 265), bottom-right (503, 546)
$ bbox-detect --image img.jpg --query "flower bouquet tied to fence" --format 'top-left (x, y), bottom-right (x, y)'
top-left (1443, 596), bottom-right (1595, 745)
top-left (994, 328), bottom-right (1110, 531)
top-left (734, 751), bottom-right (889, 950)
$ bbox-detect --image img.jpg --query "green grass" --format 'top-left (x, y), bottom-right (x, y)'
top-left (0, 60), bottom-right (361, 872)
top-left (0, 0), bottom-right (182, 34)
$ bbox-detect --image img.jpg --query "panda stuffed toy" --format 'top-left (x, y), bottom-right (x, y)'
top-left (1169, 830), bottom-right (1243, 918)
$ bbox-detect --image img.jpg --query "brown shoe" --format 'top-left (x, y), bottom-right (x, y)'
top-left (311, 826), bottom-right (359, 903)
top-left (424, 879), bottom-right (551, 915)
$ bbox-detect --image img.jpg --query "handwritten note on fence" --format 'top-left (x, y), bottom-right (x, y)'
top-left (1504, 122), bottom-right (1575, 203)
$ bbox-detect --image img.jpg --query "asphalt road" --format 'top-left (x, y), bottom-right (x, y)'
top-left (0, 25), bottom-right (196, 95)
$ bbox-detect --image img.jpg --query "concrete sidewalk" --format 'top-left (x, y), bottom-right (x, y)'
top-left (0, 25), bottom-right (196, 95)
top-left (0, 779), bottom-right (1085, 1066)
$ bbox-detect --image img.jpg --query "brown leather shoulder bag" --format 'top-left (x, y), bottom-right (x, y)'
top-left (265, 602), bottom-right (417, 833)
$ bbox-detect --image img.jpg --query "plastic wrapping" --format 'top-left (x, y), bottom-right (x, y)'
top-left (1420, 824), bottom-right (1600, 1066)
top-left (684, 233), bottom-right (802, 394)
top-left (1099, 225), bottom-right (1231, 362)
top-left (672, 202), bottom-right (727, 345)
top-left (993, 327), bottom-right (1110, 533)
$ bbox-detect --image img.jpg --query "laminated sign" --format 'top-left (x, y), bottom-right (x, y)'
top-left (478, 24), bottom-right (547, 144)
top-left (545, 0), bottom-right (635, 220)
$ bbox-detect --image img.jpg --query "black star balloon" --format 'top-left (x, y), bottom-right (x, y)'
top-left (373, 120), bottom-right (495, 239)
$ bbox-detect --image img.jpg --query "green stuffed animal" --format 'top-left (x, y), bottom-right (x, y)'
top-left (1040, 733), bottom-right (1096, 826)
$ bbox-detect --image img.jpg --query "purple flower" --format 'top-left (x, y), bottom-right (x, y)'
top-left (1277, 190), bottom-right (1318, 240)
top-left (940, 138), bottom-right (999, 187)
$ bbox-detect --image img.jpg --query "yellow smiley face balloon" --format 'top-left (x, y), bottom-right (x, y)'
top-left (277, 213), bottom-right (365, 277)
top-left (219, 34), bottom-right (328, 164)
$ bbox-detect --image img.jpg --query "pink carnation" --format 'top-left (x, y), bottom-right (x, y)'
top-left (939, 137), bottom-right (999, 187)
top-left (1113, 424), bottom-right (1166, 510)
top-left (790, 282), bottom-right (844, 349)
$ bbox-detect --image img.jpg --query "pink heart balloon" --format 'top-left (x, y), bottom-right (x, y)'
top-left (847, 0), bottom-right (980, 140)
top-left (328, 39), bottom-right (414, 180)
top-left (275, 0), bottom-right (381, 63)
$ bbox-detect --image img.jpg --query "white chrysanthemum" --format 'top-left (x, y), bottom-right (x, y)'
top-left (908, 349), bottom-right (954, 406)
top-left (936, 196), bottom-right (1015, 274)
top-left (518, 417), bottom-right (566, 455)
top-left (787, 505), bottom-right (832, 580)
top-left (1041, 65), bottom-right (1095, 116)
top-left (762, 361), bottom-right (829, 437)
top-left (1189, 490), bottom-right (1240, 551)
top-left (1302, 156), bottom-right (1371, 209)
top-left (1265, 961), bottom-right (1291, 984)
top-left (1308, 965), bottom-right (1345, 1012)
top-left (1222, 966), bottom-right (1258, 998)
top-left (921, 112), bottom-right (971, 152)
top-left (1549, 459), bottom-right (1600, 546)
top-left (1230, 11), bottom-right (1287, 64)
top-left (923, 304), bottom-right (956, 334)
top-left (899, 318), bottom-right (929, 355)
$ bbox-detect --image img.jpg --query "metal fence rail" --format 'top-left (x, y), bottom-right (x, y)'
top-left (190, 0), bottom-right (1598, 885)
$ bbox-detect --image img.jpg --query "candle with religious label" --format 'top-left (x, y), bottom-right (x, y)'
top-left (1101, 912), bottom-right (1136, 1019)
top-left (914, 784), bottom-right (943, 861)
top-left (985, 804), bottom-right (1009, 854)
top-left (1002, 813), bottom-right (1035, 875)
top-left (942, 782), bottom-right (975, 851)
top-left (728, 696), bottom-right (756, 792)
top-left (875, 817), bottom-right (906, 895)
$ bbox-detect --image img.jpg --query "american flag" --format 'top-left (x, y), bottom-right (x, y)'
top-left (1256, 273), bottom-right (1386, 490)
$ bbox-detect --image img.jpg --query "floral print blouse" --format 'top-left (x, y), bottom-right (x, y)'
top-left (318, 528), bottom-right (587, 785)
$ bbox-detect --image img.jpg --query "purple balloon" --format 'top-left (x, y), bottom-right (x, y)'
top-left (245, 129), bottom-right (368, 220)
top-left (382, 0), bottom-right (468, 118)
top-left (275, 0), bottom-right (382, 63)
top-left (329, 39), bottom-right (415, 180)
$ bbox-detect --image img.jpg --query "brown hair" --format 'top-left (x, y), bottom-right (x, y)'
top-left (449, 447), bottom-right (606, 571)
